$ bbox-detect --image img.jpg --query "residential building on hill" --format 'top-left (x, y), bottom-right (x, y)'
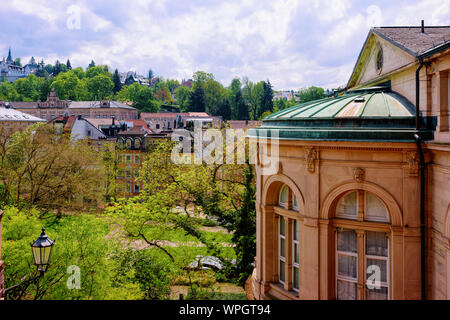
top-left (248, 23), bottom-right (450, 300)
top-left (0, 49), bottom-right (41, 82)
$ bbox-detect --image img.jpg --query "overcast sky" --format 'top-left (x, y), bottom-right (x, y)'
top-left (0, 0), bottom-right (449, 90)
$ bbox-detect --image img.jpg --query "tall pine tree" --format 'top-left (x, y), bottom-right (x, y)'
top-left (189, 86), bottom-right (206, 112)
top-left (112, 69), bottom-right (122, 94)
top-left (66, 59), bottom-right (72, 70)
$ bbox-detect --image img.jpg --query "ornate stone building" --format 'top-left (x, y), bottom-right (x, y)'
top-left (10, 88), bottom-right (138, 121)
top-left (249, 25), bottom-right (450, 300)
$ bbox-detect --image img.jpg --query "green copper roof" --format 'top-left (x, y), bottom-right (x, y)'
top-left (249, 88), bottom-right (436, 142)
top-left (265, 88), bottom-right (415, 120)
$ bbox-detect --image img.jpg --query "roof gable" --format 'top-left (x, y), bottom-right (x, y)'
top-left (348, 27), bottom-right (450, 89)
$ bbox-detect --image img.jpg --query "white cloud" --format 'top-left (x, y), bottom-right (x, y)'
top-left (1, 0), bottom-right (448, 90)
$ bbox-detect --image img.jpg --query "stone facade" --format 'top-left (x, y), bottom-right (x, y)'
top-left (10, 89), bottom-right (138, 121)
top-left (251, 26), bottom-right (450, 300)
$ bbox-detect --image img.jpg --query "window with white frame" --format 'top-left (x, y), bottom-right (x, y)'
top-left (334, 190), bottom-right (390, 300)
top-left (336, 229), bottom-right (358, 300)
top-left (292, 220), bottom-right (300, 291)
top-left (275, 184), bottom-right (301, 294)
top-left (279, 216), bottom-right (286, 284)
top-left (279, 185), bottom-right (287, 207)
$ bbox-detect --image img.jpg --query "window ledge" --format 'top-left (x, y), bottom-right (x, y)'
top-left (269, 283), bottom-right (299, 300)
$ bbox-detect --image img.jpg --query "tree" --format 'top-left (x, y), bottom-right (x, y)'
top-left (297, 86), bottom-right (327, 103)
top-left (50, 71), bottom-right (80, 100)
top-left (216, 97), bottom-right (231, 121)
top-left (189, 86), bottom-right (206, 112)
top-left (43, 64), bottom-right (54, 76)
top-left (154, 86), bottom-right (172, 103)
top-left (53, 60), bottom-right (67, 76)
top-left (228, 78), bottom-right (242, 120)
top-left (174, 85), bottom-right (191, 113)
top-left (0, 123), bottom-right (105, 213)
top-left (86, 74), bottom-right (114, 100)
top-left (148, 69), bottom-right (154, 81)
top-left (235, 91), bottom-right (249, 120)
top-left (124, 83), bottom-right (160, 112)
top-left (2, 210), bottom-right (144, 300)
top-left (112, 69), bottom-right (122, 94)
top-left (13, 58), bottom-right (22, 67)
top-left (66, 59), bottom-right (72, 70)
top-left (125, 74), bottom-right (136, 86)
top-left (86, 65), bottom-right (110, 79)
top-left (260, 80), bottom-right (274, 115)
top-left (88, 60), bottom-right (96, 69)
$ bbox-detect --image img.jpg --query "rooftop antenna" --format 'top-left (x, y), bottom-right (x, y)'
top-left (421, 20), bottom-right (425, 33)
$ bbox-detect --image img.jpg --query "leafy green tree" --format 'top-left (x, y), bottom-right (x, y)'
top-left (2, 210), bottom-right (143, 300)
top-left (71, 67), bottom-right (85, 79)
top-left (53, 60), bottom-right (67, 76)
top-left (154, 85), bottom-right (172, 103)
top-left (11, 74), bottom-right (46, 101)
top-left (165, 79), bottom-right (180, 94)
top-left (88, 60), bottom-right (96, 69)
top-left (0, 123), bottom-right (105, 213)
top-left (0, 81), bottom-right (20, 101)
top-left (43, 64), bottom-right (54, 75)
top-left (86, 74), bottom-right (114, 100)
top-left (50, 71), bottom-right (80, 100)
top-left (174, 85), bottom-right (191, 113)
top-left (125, 83), bottom-right (160, 112)
top-left (86, 66), bottom-right (111, 79)
top-left (297, 86), bottom-right (327, 103)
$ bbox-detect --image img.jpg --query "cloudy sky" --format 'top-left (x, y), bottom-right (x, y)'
top-left (0, 0), bottom-right (449, 90)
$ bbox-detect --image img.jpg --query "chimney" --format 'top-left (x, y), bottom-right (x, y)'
top-left (421, 20), bottom-right (425, 33)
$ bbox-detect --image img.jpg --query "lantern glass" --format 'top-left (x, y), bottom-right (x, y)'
top-left (31, 228), bottom-right (54, 273)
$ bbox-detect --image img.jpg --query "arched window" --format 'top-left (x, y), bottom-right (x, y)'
top-left (275, 184), bottom-right (301, 295)
top-left (279, 185), bottom-right (287, 207)
top-left (134, 138), bottom-right (141, 149)
top-left (334, 190), bottom-right (390, 300)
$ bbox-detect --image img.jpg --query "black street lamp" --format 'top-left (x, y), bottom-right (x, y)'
top-left (2, 227), bottom-right (55, 299)
top-left (31, 228), bottom-right (55, 275)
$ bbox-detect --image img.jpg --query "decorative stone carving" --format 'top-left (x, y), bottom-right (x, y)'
top-left (278, 162), bottom-right (283, 175)
top-left (353, 168), bottom-right (365, 183)
top-left (305, 147), bottom-right (317, 173)
top-left (407, 152), bottom-right (419, 177)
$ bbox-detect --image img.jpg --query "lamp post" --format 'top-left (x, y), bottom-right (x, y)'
top-left (2, 227), bottom-right (55, 299)
top-left (31, 228), bottom-right (55, 275)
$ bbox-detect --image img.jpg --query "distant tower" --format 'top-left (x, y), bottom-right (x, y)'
top-left (6, 48), bottom-right (13, 64)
